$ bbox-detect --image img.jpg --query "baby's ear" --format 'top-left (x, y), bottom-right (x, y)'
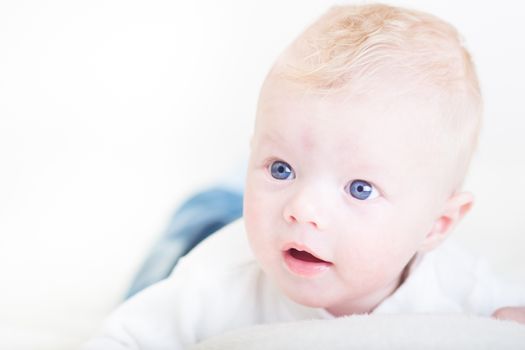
top-left (419, 191), bottom-right (474, 253)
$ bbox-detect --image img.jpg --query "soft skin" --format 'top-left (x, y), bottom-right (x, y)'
top-left (243, 78), bottom-right (475, 317)
top-left (493, 307), bottom-right (525, 324)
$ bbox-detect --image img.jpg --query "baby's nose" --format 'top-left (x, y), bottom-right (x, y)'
top-left (282, 185), bottom-right (328, 230)
top-left (286, 213), bottom-right (319, 229)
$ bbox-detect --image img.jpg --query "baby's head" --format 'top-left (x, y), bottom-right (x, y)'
top-left (243, 4), bottom-right (482, 316)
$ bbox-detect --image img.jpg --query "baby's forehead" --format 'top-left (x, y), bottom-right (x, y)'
top-left (259, 75), bottom-right (442, 129)
top-left (261, 87), bottom-right (441, 152)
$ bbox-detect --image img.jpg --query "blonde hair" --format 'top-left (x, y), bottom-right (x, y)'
top-left (271, 3), bottom-right (482, 192)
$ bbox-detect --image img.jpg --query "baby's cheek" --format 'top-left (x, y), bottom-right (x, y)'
top-left (243, 187), bottom-right (272, 242)
top-left (337, 240), bottom-right (407, 284)
top-left (244, 190), bottom-right (264, 228)
top-left (244, 179), bottom-right (282, 227)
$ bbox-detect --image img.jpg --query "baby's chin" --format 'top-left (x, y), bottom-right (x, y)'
top-left (276, 279), bottom-right (341, 309)
top-left (277, 276), bottom-right (395, 316)
top-left (285, 290), bottom-right (331, 309)
top-left (285, 289), bottom-right (379, 317)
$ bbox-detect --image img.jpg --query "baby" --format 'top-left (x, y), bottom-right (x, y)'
top-left (83, 3), bottom-right (525, 349)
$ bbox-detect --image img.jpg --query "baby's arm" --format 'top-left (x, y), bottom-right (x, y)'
top-left (492, 306), bottom-right (525, 324)
top-left (81, 275), bottom-right (201, 350)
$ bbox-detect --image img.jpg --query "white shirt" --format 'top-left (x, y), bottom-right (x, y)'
top-left (82, 219), bottom-right (525, 350)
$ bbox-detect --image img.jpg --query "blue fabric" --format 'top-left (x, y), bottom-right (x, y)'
top-left (125, 187), bottom-right (243, 299)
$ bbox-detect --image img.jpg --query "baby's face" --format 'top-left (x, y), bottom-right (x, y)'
top-left (244, 79), bottom-right (455, 316)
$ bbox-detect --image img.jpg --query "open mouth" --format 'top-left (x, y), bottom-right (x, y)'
top-left (283, 247), bottom-right (332, 277)
top-left (288, 248), bottom-right (329, 263)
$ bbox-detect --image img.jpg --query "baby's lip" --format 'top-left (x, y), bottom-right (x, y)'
top-left (281, 242), bottom-right (332, 264)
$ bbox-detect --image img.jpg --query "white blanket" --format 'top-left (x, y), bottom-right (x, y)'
top-left (192, 314), bottom-right (525, 350)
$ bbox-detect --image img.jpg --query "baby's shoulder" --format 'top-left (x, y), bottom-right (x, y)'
top-left (101, 220), bottom-right (266, 347)
top-left (420, 239), bottom-right (497, 294)
top-left (164, 219), bottom-right (283, 338)
top-left (423, 240), bottom-right (525, 314)
top-left (173, 218), bottom-right (256, 278)
top-left (166, 218), bottom-right (269, 308)
top-left (377, 240), bottom-right (497, 314)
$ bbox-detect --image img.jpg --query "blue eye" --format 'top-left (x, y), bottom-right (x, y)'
top-left (269, 160), bottom-right (295, 180)
top-left (346, 180), bottom-right (378, 200)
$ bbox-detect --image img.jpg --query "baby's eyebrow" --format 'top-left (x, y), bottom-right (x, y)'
top-left (254, 133), bottom-right (288, 155)
top-left (340, 158), bottom-right (393, 184)
top-left (259, 131), bottom-right (285, 144)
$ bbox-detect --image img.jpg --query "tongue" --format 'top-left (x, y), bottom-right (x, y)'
top-left (289, 248), bottom-right (326, 263)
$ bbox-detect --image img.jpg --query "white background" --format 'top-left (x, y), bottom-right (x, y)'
top-left (0, 1), bottom-right (524, 349)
